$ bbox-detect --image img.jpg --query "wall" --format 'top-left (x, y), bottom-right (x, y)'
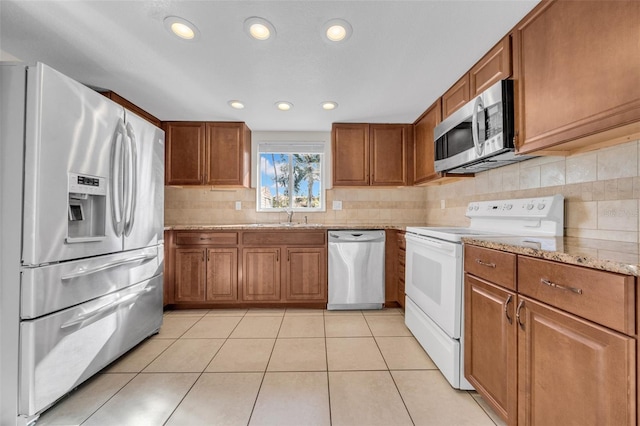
top-left (426, 139), bottom-right (640, 244)
top-left (165, 130), bottom-right (429, 226)
top-left (165, 133), bottom-right (640, 240)
top-left (164, 186), bottom-right (428, 226)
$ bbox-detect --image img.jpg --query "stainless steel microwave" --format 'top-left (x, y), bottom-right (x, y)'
top-left (434, 79), bottom-right (535, 174)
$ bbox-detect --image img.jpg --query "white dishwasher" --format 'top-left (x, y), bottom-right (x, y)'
top-left (327, 230), bottom-right (385, 310)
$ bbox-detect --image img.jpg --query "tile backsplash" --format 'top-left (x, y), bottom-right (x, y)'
top-left (164, 186), bottom-right (428, 227)
top-left (425, 139), bottom-right (640, 243)
top-left (165, 138), bottom-right (640, 243)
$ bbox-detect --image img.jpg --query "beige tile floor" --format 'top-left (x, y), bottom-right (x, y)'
top-left (37, 308), bottom-right (506, 426)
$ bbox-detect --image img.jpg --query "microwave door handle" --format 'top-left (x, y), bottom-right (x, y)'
top-left (471, 96), bottom-right (485, 157)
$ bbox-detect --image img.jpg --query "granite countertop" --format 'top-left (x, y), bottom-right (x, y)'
top-left (462, 235), bottom-right (640, 277)
top-left (165, 224), bottom-right (412, 231)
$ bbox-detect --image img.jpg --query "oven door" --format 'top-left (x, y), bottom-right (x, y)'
top-left (405, 233), bottom-right (462, 338)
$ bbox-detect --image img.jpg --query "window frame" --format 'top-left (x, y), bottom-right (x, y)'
top-left (256, 142), bottom-right (326, 213)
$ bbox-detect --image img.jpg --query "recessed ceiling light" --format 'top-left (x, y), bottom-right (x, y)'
top-left (163, 16), bottom-right (200, 41)
top-left (275, 101), bottom-right (293, 111)
top-left (321, 101), bottom-right (338, 110)
top-left (323, 19), bottom-right (352, 42)
top-left (228, 100), bottom-right (245, 110)
top-left (244, 17), bottom-right (276, 41)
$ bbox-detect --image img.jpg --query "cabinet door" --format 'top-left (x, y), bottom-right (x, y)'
top-left (164, 122), bottom-right (206, 185)
top-left (284, 248), bottom-right (326, 301)
top-left (205, 122), bottom-right (250, 187)
top-left (242, 248), bottom-right (281, 301)
top-left (413, 99), bottom-right (442, 184)
top-left (470, 36), bottom-right (512, 97)
top-left (370, 124), bottom-right (409, 186)
top-left (332, 123), bottom-right (370, 186)
top-left (206, 248), bottom-right (238, 301)
top-left (517, 296), bottom-right (636, 426)
top-left (442, 75), bottom-right (470, 119)
top-left (174, 248), bottom-right (205, 302)
top-left (513, 1), bottom-right (640, 154)
top-left (465, 275), bottom-right (517, 426)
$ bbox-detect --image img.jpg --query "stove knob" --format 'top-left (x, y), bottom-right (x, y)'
top-left (474, 205), bottom-right (479, 211)
top-left (505, 204), bottom-right (513, 210)
top-left (468, 205), bottom-right (473, 211)
top-left (526, 203), bottom-right (534, 210)
top-left (537, 203), bottom-right (546, 210)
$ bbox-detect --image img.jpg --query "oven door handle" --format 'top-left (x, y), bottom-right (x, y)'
top-left (406, 234), bottom-right (457, 255)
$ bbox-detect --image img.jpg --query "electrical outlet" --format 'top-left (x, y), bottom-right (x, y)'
top-left (440, 200), bottom-right (446, 209)
top-left (332, 200), bottom-right (342, 210)
top-left (235, 201), bottom-right (242, 210)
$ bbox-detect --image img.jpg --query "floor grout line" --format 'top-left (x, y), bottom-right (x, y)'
top-left (48, 308), bottom-right (500, 426)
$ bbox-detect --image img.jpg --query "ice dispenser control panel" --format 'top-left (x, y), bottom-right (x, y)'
top-left (67, 172), bottom-right (107, 242)
top-left (68, 173), bottom-right (106, 196)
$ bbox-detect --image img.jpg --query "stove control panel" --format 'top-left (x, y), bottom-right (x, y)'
top-left (464, 195), bottom-right (564, 237)
top-left (466, 195), bottom-right (564, 219)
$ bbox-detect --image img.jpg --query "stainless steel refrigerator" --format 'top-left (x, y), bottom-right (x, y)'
top-left (0, 62), bottom-right (164, 426)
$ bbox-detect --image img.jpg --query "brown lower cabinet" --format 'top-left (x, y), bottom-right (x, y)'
top-left (465, 245), bottom-right (637, 426)
top-left (242, 248), bottom-right (281, 301)
top-left (174, 247), bottom-right (238, 302)
top-left (167, 230), bottom-right (327, 307)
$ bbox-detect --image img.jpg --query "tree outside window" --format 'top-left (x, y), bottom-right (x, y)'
top-left (258, 151), bottom-right (323, 211)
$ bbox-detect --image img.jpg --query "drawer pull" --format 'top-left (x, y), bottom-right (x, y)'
top-left (516, 300), bottom-right (525, 329)
top-left (475, 259), bottom-right (496, 268)
top-left (504, 294), bottom-right (513, 324)
top-left (540, 278), bottom-right (583, 295)
top-left (199, 237), bottom-right (213, 240)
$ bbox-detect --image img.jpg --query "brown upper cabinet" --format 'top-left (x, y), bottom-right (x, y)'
top-left (512, 0), bottom-right (640, 155)
top-left (332, 123), bottom-right (411, 186)
top-left (442, 75), bottom-right (470, 120)
top-left (164, 121), bottom-right (251, 187)
top-left (99, 90), bottom-right (162, 127)
top-left (442, 36), bottom-right (512, 120)
top-left (413, 100), bottom-right (441, 184)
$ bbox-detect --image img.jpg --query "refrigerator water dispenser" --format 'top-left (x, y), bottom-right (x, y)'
top-left (67, 172), bottom-right (106, 243)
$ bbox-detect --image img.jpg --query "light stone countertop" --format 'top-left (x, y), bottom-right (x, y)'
top-left (165, 224), bottom-right (413, 231)
top-left (462, 235), bottom-right (640, 277)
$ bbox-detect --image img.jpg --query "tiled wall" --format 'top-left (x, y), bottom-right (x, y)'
top-left (165, 138), bottom-right (640, 243)
top-left (164, 186), bottom-right (428, 226)
top-left (425, 139), bottom-right (640, 243)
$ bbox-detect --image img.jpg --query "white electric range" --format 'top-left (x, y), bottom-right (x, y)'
top-left (404, 195), bottom-right (564, 389)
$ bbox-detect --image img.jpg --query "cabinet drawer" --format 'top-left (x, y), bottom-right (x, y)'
top-left (518, 256), bottom-right (635, 335)
top-left (243, 231), bottom-right (326, 246)
top-left (176, 232), bottom-right (238, 246)
top-left (464, 245), bottom-right (516, 290)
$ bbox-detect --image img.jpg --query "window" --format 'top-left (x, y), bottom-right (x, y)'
top-left (257, 142), bottom-right (325, 212)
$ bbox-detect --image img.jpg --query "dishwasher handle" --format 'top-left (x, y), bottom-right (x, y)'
top-left (328, 230), bottom-right (385, 243)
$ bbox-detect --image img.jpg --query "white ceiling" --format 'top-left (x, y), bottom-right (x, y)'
top-left (0, 0), bottom-right (539, 131)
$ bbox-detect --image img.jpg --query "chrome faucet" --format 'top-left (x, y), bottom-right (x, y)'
top-left (284, 208), bottom-right (294, 223)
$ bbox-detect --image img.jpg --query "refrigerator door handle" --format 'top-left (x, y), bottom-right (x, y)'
top-left (60, 252), bottom-right (158, 280)
top-left (59, 287), bottom-right (153, 329)
top-left (110, 119), bottom-right (126, 236)
top-left (123, 122), bottom-right (138, 237)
